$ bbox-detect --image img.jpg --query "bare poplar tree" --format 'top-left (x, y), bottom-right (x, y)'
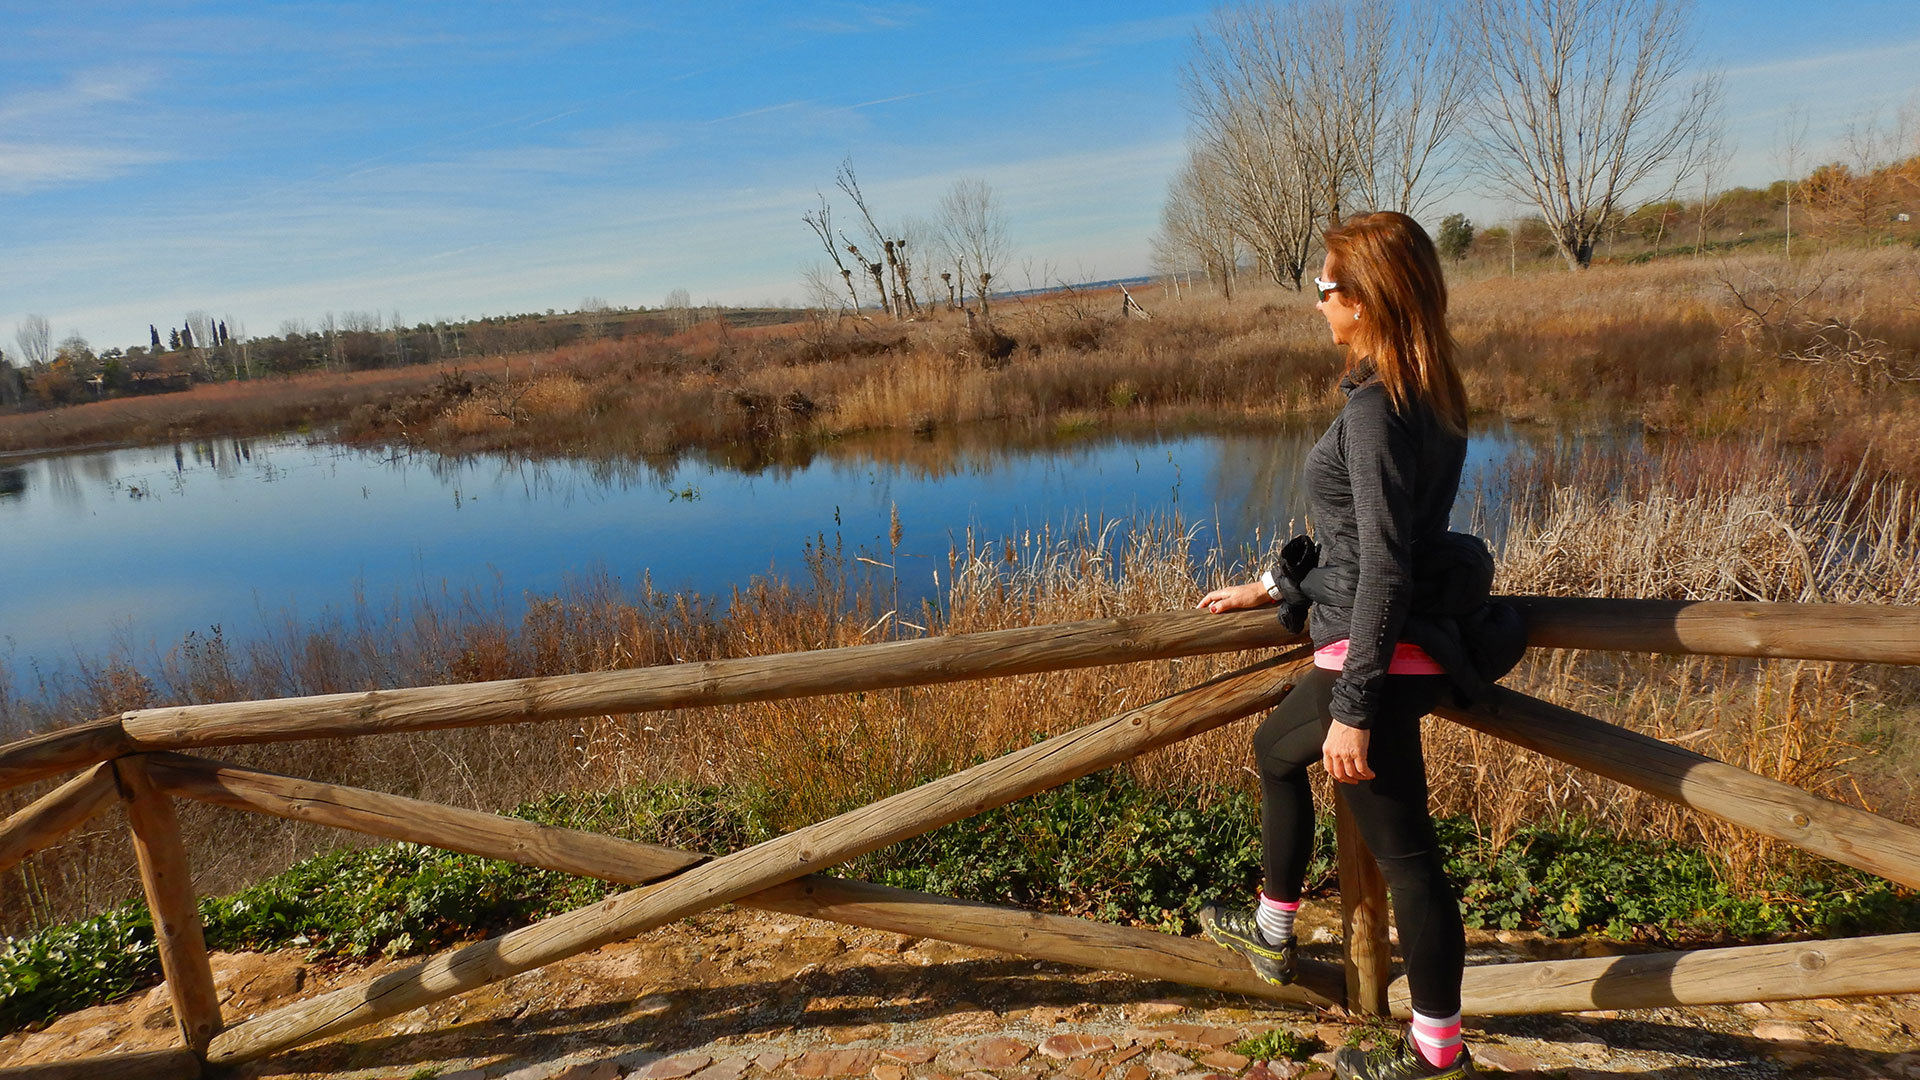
top-left (1156, 152), bottom-right (1243, 298)
top-left (835, 158), bottom-right (918, 317)
top-left (13, 315), bottom-right (51, 368)
top-left (803, 194), bottom-right (864, 313)
top-left (1182, 8), bottom-right (1319, 288)
top-left (1770, 103), bottom-right (1810, 259)
top-left (1460, 0), bottom-right (1722, 269)
top-left (938, 178), bottom-right (1011, 316)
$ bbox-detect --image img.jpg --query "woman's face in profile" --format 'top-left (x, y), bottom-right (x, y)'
top-left (1315, 254), bottom-right (1362, 346)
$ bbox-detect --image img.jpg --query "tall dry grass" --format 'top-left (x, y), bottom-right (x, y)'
top-left (313, 253), bottom-right (1920, 483)
top-left (3, 442), bottom-right (1915, 937)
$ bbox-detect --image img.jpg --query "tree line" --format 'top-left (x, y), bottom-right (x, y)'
top-left (1155, 0), bottom-right (1910, 291)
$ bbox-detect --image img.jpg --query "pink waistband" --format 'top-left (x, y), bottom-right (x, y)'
top-left (1313, 639), bottom-right (1446, 675)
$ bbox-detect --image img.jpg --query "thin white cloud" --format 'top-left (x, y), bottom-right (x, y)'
top-left (708, 101), bottom-right (810, 124)
top-left (790, 4), bottom-right (929, 35)
top-left (0, 143), bottom-right (176, 194)
top-left (1017, 14), bottom-right (1202, 66)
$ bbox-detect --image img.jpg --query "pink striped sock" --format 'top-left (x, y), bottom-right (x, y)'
top-left (1255, 891), bottom-right (1300, 944)
top-left (1409, 1010), bottom-right (1462, 1068)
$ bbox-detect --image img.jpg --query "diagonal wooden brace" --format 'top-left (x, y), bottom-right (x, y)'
top-left (1437, 687), bottom-right (1920, 889)
top-left (203, 650), bottom-right (1314, 1065)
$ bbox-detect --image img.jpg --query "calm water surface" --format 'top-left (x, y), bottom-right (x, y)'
top-left (0, 423), bottom-right (1568, 688)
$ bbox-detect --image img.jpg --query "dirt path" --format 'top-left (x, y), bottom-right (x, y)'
top-left (3, 903), bottom-right (1917, 1079)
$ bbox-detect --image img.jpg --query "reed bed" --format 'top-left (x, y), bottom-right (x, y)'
top-left (310, 252), bottom-right (1920, 483)
top-left (3, 441), bottom-right (1915, 939)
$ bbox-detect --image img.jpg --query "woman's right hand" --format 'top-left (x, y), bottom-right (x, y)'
top-left (1198, 581), bottom-right (1271, 614)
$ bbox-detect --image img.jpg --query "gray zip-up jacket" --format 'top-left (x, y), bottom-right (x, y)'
top-left (1300, 362), bottom-right (1467, 728)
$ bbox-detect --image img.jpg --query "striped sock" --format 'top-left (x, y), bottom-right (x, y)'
top-left (1409, 1010), bottom-right (1463, 1069)
top-left (1255, 891), bottom-right (1299, 945)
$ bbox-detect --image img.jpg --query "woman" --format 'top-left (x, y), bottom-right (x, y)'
top-left (1197, 212), bottom-right (1475, 1080)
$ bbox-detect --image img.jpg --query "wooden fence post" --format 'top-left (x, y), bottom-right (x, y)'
top-left (1335, 790), bottom-right (1391, 1016)
top-left (114, 756), bottom-right (222, 1057)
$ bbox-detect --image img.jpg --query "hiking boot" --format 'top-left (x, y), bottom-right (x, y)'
top-left (1197, 904), bottom-right (1295, 985)
top-left (1333, 1034), bottom-right (1475, 1080)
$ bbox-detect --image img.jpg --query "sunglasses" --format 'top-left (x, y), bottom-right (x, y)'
top-left (1313, 277), bottom-right (1342, 303)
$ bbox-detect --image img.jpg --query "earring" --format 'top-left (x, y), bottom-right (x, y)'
top-left (1353, 313), bottom-right (1361, 321)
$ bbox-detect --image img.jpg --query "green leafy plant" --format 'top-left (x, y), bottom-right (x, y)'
top-left (1233, 1027), bottom-right (1323, 1061)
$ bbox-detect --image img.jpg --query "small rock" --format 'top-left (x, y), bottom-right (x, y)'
top-left (634, 1055), bottom-right (714, 1080)
top-left (1308, 1052), bottom-right (1337, 1069)
top-left (1148, 1050), bottom-right (1196, 1074)
top-left (1158, 1025), bottom-right (1211, 1046)
top-left (697, 1058), bottom-right (752, 1080)
top-left (1061, 1058), bottom-right (1105, 1080)
top-left (554, 1063), bottom-right (622, 1080)
top-left (830, 1024), bottom-right (891, 1044)
top-left (1121, 1065), bottom-right (1152, 1080)
top-left (880, 1046), bottom-right (937, 1065)
top-left (1198, 1029), bottom-right (1243, 1049)
top-left (500, 1065), bottom-right (564, 1080)
top-left (967, 1037), bottom-right (1034, 1068)
top-left (1113, 1045), bottom-right (1147, 1064)
top-left (1128, 1002), bottom-right (1187, 1021)
top-left (1040, 1034), bottom-right (1115, 1060)
top-left (1751, 1021), bottom-right (1810, 1042)
top-left (1199, 1052), bottom-right (1249, 1071)
top-left (792, 1050), bottom-right (880, 1078)
top-left (1470, 1045), bottom-right (1541, 1072)
top-left (751, 1052), bottom-right (789, 1072)
top-left (872, 1066), bottom-right (907, 1080)
top-left (1312, 1025), bottom-right (1348, 1049)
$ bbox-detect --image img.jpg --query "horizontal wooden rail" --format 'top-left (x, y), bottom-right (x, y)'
top-left (0, 763), bottom-right (119, 875)
top-left (146, 752), bottom-right (1342, 1009)
top-left (1394, 932), bottom-right (1920, 1016)
top-left (1510, 597), bottom-right (1920, 665)
top-left (0, 609), bottom-right (1305, 792)
top-left (0, 1048), bottom-right (202, 1080)
top-left (204, 651), bottom-right (1314, 1065)
top-left (1437, 689), bottom-right (1920, 890)
top-left (5, 599), bottom-right (1917, 794)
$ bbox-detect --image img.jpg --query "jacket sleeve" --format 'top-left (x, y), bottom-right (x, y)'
top-left (1328, 387), bottom-right (1419, 729)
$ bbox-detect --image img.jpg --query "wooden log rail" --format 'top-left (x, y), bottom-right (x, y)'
top-left (1, 597), bottom-right (1917, 1078)
top-left (4, 599), bottom-right (1918, 793)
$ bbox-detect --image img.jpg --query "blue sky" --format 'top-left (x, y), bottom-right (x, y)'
top-left (4, 1), bottom-right (1918, 352)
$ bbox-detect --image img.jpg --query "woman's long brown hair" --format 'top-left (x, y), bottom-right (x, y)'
top-left (1323, 211), bottom-right (1468, 435)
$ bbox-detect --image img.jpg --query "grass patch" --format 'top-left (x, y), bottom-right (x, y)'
top-left (1232, 1027), bottom-right (1324, 1061)
top-left (5, 773), bottom-right (1915, 1034)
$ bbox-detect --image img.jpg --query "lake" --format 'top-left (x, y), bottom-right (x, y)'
top-left (0, 422), bottom-right (1568, 692)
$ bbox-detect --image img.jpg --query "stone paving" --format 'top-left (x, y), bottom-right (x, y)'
top-left (1, 905), bottom-right (1917, 1078)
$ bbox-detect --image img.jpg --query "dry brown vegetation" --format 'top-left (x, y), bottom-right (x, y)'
top-left (4, 441), bottom-right (1915, 938)
top-left (6, 253), bottom-right (1917, 480)
top-left (319, 253), bottom-right (1920, 480)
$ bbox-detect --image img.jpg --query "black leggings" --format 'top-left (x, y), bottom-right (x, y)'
top-left (1253, 666), bottom-right (1463, 1017)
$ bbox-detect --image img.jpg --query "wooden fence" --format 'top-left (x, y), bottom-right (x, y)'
top-left (2, 597), bottom-right (1919, 1079)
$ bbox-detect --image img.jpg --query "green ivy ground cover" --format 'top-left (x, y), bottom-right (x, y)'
top-left (4, 774), bottom-right (1915, 1033)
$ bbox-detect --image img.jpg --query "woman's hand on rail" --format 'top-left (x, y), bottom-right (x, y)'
top-left (1198, 582), bottom-right (1271, 614)
top-left (1322, 722), bottom-right (1374, 784)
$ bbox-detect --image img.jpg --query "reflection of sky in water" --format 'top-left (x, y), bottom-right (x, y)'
top-left (0, 424), bottom-right (1569, 680)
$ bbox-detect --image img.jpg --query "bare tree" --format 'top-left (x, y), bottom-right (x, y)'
top-left (13, 314), bottom-right (51, 368)
top-left (1182, 9), bottom-right (1319, 288)
top-left (1460, 0), bottom-right (1722, 269)
top-left (1155, 151), bottom-right (1243, 298)
top-left (938, 178), bottom-right (1011, 315)
top-left (1771, 102), bottom-right (1810, 259)
top-left (663, 288), bottom-right (694, 331)
top-left (802, 194), bottom-right (863, 313)
top-left (835, 158), bottom-right (918, 317)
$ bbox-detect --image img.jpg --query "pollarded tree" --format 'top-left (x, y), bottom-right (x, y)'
top-left (1460, 0), bottom-right (1722, 269)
